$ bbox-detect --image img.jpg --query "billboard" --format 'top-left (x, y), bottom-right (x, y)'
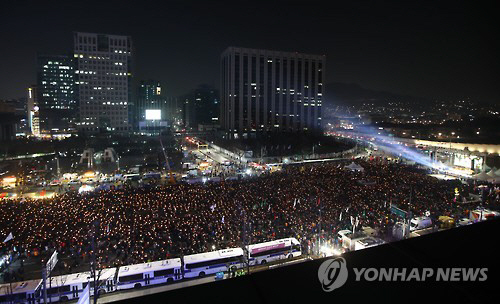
top-left (145, 109), bottom-right (161, 120)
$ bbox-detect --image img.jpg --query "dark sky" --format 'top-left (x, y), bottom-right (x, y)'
top-left (1, 0), bottom-right (499, 104)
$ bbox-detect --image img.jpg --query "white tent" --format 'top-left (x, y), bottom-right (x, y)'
top-left (471, 171), bottom-right (491, 181)
top-left (495, 168), bottom-right (500, 176)
top-left (345, 162), bottom-right (364, 172)
top-left (487, 167), bottom-right (498, 177)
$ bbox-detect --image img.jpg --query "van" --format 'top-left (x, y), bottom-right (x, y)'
top-left (410, 216), bottom-right (432, 231)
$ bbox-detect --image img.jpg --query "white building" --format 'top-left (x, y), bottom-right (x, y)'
top-left (74, 32), bottom-right (133, 133)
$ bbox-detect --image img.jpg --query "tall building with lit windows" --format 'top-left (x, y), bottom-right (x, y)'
top-left (73, 32), bottom-right (133, 133)
top-left (137, 80), bottom-right (162, 122)
top-left (36, 54), bottom-right (76, 132)
top-left (221, 47), bottom-right (325, 138)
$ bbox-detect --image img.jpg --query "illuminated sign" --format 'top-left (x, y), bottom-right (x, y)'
top-left (145, 109), bottom-right (161, 120)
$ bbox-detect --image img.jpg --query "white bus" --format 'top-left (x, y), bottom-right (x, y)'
top-left (0, 279), bottom-right (41, 304)
top-left (183, 248), bottom-right (244, 278)
top-left (45, 268), bottom-right (116, 302)
top-left (247, 238), bottom-right (301, 266)
top-left (116, 258), bottom-right (182, 290)
top-left (123, 174), bottom-right (141, 181)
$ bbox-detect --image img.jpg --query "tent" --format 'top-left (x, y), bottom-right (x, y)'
top-left (345, 162), bottom-right (364, 172)
top-left (471, 171), bottom-right (492, 181)
top-left (487, 167), bottom-right (499, 177)
top-left (495, 168), bottom-right (500, 176)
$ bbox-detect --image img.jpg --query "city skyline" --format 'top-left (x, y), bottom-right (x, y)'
top-left (0, 1), bottom-right (498, 105)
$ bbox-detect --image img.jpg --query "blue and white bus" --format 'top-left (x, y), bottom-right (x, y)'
top-left (116, 258), bottom-right (182, 290)
top-left (44, 268), bottom-right (116, 302)
top-left (183, 248), bottom-right (244, 278)
top-left (0, 279), bottom-right (41, 304)
top-left (247, 238), bottom-right (301, 266)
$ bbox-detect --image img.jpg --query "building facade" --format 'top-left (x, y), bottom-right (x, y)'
top-left (36, 54), bottom-right (77, 132)
top-left (73, 32), bottom-right (133, 133)
top-left (181, 84), bottom-right (219, 128)
top-left (136, 80), bottom-right (162, 123)
top-left (27, 86), bottom-right (40, 135)
top-left (136, 80), bottom-right (178, 135)
top-left (221, 47), bottom-right (325, 137)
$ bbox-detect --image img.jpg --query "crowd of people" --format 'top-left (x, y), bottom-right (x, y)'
top-left (1, 158), bottom-right (498, 281)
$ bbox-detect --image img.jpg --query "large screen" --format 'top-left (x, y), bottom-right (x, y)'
top-left (145, 109), bottom-right (161, 120)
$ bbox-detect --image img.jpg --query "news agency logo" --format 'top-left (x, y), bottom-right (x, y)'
top-left (317, 258), bottom-right (348, 292)
top-left (318, 258), bottom-right (489, 292)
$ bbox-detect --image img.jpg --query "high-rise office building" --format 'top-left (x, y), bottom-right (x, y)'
top-left (221, 47), bottom-right (325, 137)
top-left (136, 80), bottom-right (179, 135)
top-left (181, 84), bottom-right (219, 128)
top-left (74, 32), bottom-right (133, 133)
top-left (36, 54), bottom-right (76, 132)
top-left (137, 80), bottom-right (162, 123)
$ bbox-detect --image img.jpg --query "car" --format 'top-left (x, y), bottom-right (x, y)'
top-left (457, 218), bottom-right (472, 226)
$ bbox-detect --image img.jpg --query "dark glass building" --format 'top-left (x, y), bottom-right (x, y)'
top-left (36, 54), bottom-right (77, 132)
top-left (181, 84), bottom-right (219, 128)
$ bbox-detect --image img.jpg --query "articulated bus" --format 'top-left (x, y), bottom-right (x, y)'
top-left (247, 238), bottom-right (301, 266)
top-left (117, 258), bottom-right (182, 290)
top-left (183, 248), bottom-right (245, 278)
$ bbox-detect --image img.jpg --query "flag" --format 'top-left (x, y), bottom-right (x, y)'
top-left (106, 223), bottom-right (110, 233)
top-left (3, 232), bottom-right (13, 243)
top-left (317, 197), bottom-right (321, 206)
top-left (293, 199), bottom-right (297, 209)
top-left (77, 283), bottom-right (90, 304)
top-left (350, 216), bottom-right (354, 226)
top-left (339, 212), bottom-right (342, 221)
top-left (268, 204), bottom-right (271, 212)
top-left (221, 216), bottom-right (225, 224)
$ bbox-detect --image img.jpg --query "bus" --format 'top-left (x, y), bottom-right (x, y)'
top-left (0, 279), bottom-right (41, 304)
top-left (183, 248), bottom-right (244, 279)
top-left (247, 238), bottom-right (301, 266)
top-left (116, 258), bottom-right (182, 290)
top-left (44, 268), bottom-right (116, 302)
top-left (143, 172), bottom-right (161, 180)
top-left (123, 174), bottom-right (141, 181)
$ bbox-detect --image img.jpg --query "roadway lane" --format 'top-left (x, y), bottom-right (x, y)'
top-left (97, 276), bottom-right (218, 303)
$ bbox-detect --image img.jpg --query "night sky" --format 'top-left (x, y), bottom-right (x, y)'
top-left (1, 0), bottom-right (498, 104)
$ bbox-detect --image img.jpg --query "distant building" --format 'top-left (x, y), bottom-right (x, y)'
top-left (74, 32), bottom-right (133, 133)
top-left (136, 80), bottom-right (177, 135)
top-left (36, 54), bottom-right (77, 132)
top-left (221, 47), bottom-right (325, 138)
top-left (27, 85), bottom-right (40, 135)
top-left (0, 101), bottom-right (18, 142)
top-left (181, 84), bottom-right (219, 129)
top-left (0, 98), bottom-right (28, 134)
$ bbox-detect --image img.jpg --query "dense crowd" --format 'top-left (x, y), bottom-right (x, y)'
top-left (1, 159), bottom-right (498, 279)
